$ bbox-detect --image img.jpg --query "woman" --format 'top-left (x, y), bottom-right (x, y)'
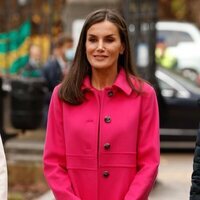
top-left (43, 8), bottom-right (160, 200)
top-left (0, 136), bottom-right (7, 200)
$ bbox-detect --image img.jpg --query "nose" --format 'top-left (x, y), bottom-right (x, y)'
top-left (96, 40), bottom-right (104, 51)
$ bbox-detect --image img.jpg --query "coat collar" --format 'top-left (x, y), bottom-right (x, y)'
top-left (81, 68), bottom-right (133, 96)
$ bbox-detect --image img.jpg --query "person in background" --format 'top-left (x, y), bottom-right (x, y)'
top-left (43, 9), bottom-right (160, 200)
top-left (21, 44), bottom-right (42, 77)
top-left (42, 34), bottom-right (74, 96)
top-left (0, 136), bottom-right (7, 200)
top-left (155, 37), bottom-right (177, 70)
top-left (42, 34), bottom-right (74, 126)
top-left (190, 125), bottom-right (200, 200)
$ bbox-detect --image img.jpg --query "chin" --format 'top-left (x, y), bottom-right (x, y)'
top-left (91, 65), bottom-right (109, 70)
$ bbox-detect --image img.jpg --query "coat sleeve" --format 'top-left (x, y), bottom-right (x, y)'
top-left (0, 136), bottom-right (7, 200)
top-left (124, 86), bottom-right (160, 200)
top-left (190, 128), bottom-right (200, 200)
top-left (43, 86), bottom-right (81, 200)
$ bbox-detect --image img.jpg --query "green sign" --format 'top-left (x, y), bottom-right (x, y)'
top-left (0, 20), bottom-right (31, 74)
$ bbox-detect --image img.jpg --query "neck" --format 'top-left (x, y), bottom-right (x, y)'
top-left (91, 67), bottom-right (118, 90)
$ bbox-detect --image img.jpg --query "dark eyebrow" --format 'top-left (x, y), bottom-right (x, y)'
top-left (87, 34), bottom-right (116, 37)
top-left (87, 34), bottom-right (95, 37)
top-left (105, 34), bottom-right (116, 38)
top-left (87, 34), bottom-right (96, 38)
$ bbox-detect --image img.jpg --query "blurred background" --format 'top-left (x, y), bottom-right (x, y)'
top-left (1, 0), bottom-right (200, 199)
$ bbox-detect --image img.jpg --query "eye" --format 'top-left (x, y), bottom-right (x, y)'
top-left (88, 37), bottom-right (97, 43)
top-left (105, 37), bottom-right (115, 43)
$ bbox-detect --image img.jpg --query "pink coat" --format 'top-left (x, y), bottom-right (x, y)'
top-left (43, 68), bottom-right (160, 200)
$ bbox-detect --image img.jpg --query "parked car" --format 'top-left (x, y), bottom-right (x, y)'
top-left (156, 21), bottom-right (200, 82)
top-left (156, 68), bottom-right (200, 148)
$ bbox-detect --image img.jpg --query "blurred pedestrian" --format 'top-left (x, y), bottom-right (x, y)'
top-left (43, 9), bottom-right (160, 200)
top-left (190, 125), bottom-right (200, 200)
top-left (155, 37), bottom-right (177, 69)
top-left (42, 34), bottom-right (74, 96)
top-left (42, 34), bottom-right (74, 127)
top-left (21, 44), bottom-right (42, 77)
top-left (0, 136), bottom-right (7, 200)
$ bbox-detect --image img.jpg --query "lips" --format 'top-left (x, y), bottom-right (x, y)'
top-left (93, 55), bottom-right (108, 60)
top-left (94, 55), bottom-right (108, 57)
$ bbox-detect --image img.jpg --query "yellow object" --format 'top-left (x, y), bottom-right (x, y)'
top-left (155, 48), bottom-right (177, 69)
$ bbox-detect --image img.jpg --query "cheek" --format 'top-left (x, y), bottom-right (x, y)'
top-left (86, 43), bottom-right (93, 55)
top-left (109, 43), bottom-right (122, 55)
top-left (110, 48), bottom-right (121, 58)
top-left (85, 48), bottom-right (93, 63)
top-left (86, 47), bottom-right (91, 58)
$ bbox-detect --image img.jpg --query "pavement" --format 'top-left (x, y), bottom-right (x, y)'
top-left (150, 152), bottom-right (193, 200)
top-left (4, 128), bottom-right (45, 162)
top-left (34, 191), bottom-right (55, 200)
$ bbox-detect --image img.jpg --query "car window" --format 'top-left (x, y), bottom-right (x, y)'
top-left (156, 70), bottom-right (191, 98)
top-left (157, 78), bottom-right (178, 97)
top-left (157, 79), bottom-right (171, 90)
top-left (158, 30), bottom-right (194, 47)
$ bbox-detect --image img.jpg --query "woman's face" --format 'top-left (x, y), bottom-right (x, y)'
top-left (85, 20), bottom-right (124, 71)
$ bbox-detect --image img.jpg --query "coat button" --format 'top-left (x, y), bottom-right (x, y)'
top-left (104, 116), bottom-right (111, 123)
top-left (108, 91), bottom-right (114, 97)
top-left (103, 171), bottom-right (110, 178)
top-left (104, 143), bottom-right (111, 150)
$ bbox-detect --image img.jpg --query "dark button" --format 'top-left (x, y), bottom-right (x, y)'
top-left (104, 143), bottom-right (111, 150)
top-left (104, 116), bottom-right (111, 123)
top-left (103, 171), bottom-right (110, 178)
top-left (108, 91), bottom-right (114, 97)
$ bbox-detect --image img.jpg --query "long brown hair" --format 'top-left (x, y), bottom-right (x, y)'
top-left (59, 8), bottom-right (141, 104)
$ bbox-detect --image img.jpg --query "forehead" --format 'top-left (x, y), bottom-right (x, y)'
top-left (87, 20), bottom-right (119, 36)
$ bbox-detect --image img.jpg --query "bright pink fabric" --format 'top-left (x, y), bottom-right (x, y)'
top-left (43, 68), bottom-right (160, 200)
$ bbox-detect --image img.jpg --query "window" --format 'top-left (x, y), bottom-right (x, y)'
top-left (158, 30), bottom-right (194, 47)
top-left (156, 70), bottom-right (191, 98)
top-left (157, 78), bottom-right (177, 97)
